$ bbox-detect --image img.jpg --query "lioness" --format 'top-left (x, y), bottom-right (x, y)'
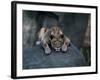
top-left (36, 26), bottom-right (70, 54)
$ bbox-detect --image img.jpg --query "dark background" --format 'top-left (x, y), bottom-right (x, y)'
top-left (23, 10), bottom-right (91, 69)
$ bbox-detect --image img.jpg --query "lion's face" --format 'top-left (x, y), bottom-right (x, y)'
top-left (50, 35), bottom-right (64, 51)
top-left (50, 27), bottom-right (64, 51)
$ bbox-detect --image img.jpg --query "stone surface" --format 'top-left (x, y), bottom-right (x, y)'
top-left (23, 43), bottom-right (87, 69)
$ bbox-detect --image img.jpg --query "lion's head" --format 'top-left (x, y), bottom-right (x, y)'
top-left (49, 26), bottom-right (65, 51)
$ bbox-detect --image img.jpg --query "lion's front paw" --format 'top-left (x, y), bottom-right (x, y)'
top-left (61, 45), bottom-right (67, 52)
top-left (45, 47), bottom-right (51, 54)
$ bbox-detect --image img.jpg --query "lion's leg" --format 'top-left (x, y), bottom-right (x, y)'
top-left (38, 27), bottom-right (51, 54)
top-left (62, 36), bottom-right (70, 52)
top-left (42, 40), bottom-right (51, 54)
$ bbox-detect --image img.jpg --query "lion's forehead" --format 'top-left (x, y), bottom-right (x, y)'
top-left (51, 27), bottom-right (63, 35)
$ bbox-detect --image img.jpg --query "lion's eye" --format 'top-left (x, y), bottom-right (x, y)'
top-left (50, 35), bottom-right (54, 40)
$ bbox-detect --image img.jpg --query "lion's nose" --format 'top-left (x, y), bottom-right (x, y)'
top-left (56, 42), bottom-right (61, 47)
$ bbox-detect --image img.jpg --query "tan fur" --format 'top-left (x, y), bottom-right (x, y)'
top-left (37, 26), bottom-right (70, 54)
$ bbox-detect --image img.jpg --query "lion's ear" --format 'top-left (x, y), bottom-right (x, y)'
top-left (59, 30), bottom-right (63, 35)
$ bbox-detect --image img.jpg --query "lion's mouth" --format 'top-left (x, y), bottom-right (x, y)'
top-left (55, 47), bottom-right (61, 51)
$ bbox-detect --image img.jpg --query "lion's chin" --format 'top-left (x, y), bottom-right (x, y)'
top-left (55, 48), bottom-right (61, 51)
